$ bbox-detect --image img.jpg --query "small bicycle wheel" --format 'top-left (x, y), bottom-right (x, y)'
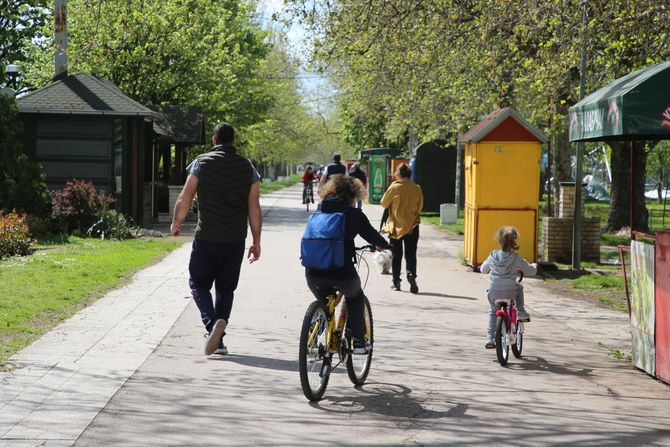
top-left (299, 300), bottom-right (330, 401)
top-left (495, 315), bottom-right (509, 366)
top-left (346, 296), bottom-right (374, 386)
top-left (512, 322), bottom-right (523, 358)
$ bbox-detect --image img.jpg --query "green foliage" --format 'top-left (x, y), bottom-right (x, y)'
top-left (87, 209), bottom-right (137, 240)
top-left (0, 211), bottom-right (32, 258)
top-left (24, 0), bottom-right (272, 132)
top-left (0, 95), bottom-right (51, 217)
top-left (50, 180), bottom-right (115, 235)
top-left (287, 0), bottom-right (670, 149)
top-left (0, 0), bottom-right (48, 74)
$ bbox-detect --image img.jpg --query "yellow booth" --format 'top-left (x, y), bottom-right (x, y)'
top-left (460, 107), bottom-right (547, 268)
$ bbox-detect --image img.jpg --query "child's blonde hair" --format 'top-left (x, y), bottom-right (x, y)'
top-left (495, 226), bottom-right (520, 252)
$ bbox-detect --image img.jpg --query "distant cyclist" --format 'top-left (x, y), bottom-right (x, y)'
top-left (302, 166), bottom-right (317, 204)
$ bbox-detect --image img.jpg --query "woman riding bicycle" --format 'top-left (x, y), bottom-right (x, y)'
top-left (301, 166), bottom-right (317, 204)
top-left (304, 174), bottom-right (389, 353)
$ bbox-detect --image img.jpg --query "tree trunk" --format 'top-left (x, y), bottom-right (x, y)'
top-left (604, 141), bottom-right (649, 232)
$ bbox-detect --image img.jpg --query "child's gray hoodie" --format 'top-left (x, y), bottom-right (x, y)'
top-left (480, 250), bottom-right (536, 295)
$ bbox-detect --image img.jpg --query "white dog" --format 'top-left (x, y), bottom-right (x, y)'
top-left (373, 250), bottom-right (393, 275)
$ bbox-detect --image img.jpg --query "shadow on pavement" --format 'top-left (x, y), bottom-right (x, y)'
top-left (310, 382), bottom-right (469, 419)
top-left (417, 291), bottom-right (477, 300)
top-left (210, 353), bottom-right (298, 372)
top-left (506, 355), bottom-right (594, 377)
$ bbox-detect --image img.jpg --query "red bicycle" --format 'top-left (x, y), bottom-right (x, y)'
top-left (493, 273), bottom-right (525, 366)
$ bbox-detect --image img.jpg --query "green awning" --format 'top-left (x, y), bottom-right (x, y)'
top-left (358, 147), bottom-right (403, 160)
top-left (569, 60), bottom-right (670, 142)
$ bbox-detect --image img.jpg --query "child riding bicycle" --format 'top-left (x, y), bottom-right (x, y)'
top-left (480, 226), bottom-right (537, 349)
top-left (302, 166), bottom-right (317, 204)
top-left (302, 175), bottom-right (390, 353)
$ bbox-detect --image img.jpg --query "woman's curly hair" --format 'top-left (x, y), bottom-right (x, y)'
top-left (319, 174), bottom-right (365, 206)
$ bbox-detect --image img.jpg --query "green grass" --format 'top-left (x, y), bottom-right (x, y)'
top-left (0, 236), bottom-right (182, 365)
top-left (421, 212), bottom-right (464, 235)
top-left (571, 272), bottom-right (624, 290)
top-left (610, 348), bottom-right (632, 361)
top-left (597, 296), bottom-right (629, 313)
top-left (259, 174), bottom-right (300, 194)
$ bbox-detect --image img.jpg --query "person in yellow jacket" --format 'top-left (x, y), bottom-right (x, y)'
top-left (381, 163), bottom-right (423, 293)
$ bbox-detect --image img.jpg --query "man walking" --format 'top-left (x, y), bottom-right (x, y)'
top-left (171, 122), bottom-right (262, 356)
top-left (318, 153), bottom-right (347, 190)
top-left (348, 162), bottom-right (367, 208)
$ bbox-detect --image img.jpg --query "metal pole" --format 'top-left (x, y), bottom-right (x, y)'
top-left (572, 2), bottom-right (587, 269)
top-left (54, 0), bottom-right (68, 78)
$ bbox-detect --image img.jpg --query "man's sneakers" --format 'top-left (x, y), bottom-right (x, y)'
top-left (485, 340), bottom-right (495, 349)
top-left (205, 319), bottom-right (227, 355)
top-left (517, 310), bottom-right (531, 322)
top-left (391, 279), bottom-right (401, 291)
top-left (352, 338), bottom-right (371, 354)
top-left (214, 340), bottom-right (228, 355)
top-left (407, 273), bottom-right (419, 294)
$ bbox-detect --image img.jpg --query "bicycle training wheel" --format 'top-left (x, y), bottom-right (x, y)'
top-left (495, 315), bottom-right (509, 366)
top-left (346, 296), bottom-right (374, 386)
top-left (512, 322), bottom-right (523, 358)
top-left (299, 300), bottom-right (331, 401)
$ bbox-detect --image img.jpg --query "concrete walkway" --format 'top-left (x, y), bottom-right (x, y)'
top-left (2, 185), bottom-right (670, 446)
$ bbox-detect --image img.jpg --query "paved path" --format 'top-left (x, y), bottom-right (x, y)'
top-left (2, 185), bottom-right (670, 446)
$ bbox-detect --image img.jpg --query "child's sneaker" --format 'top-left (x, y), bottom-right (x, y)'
top-left (517, 310), bottom-right (531, 322)
top-left (485, 340), bottom-right (495, 349)
top-left (352, 338), bottom-right (371, 354)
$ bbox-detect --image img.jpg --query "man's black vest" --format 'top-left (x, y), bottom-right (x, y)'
top-left (325, 162), bottom-right (346, 180)
top-left (195, 144), bottom-right (254, 242)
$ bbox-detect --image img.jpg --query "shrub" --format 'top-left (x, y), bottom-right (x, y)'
top-left (25, 215), bottom-right (51, 238)
top-left (51, 180), bottom-right (114, 235)
top-left (0, 211), bottom-right (33, 258)
top-left (0, 95), bottom-right (51, 218)
top-left (87, 209), bottom-right (136, 240)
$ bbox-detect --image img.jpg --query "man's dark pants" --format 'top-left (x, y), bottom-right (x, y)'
top-left (390, 226), bottom-right (419, 282)
top-left (189, 238), bottom-right (245, 332)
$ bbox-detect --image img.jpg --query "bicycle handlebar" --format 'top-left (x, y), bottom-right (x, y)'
top-left (355, 245), bottom-right (376, 251)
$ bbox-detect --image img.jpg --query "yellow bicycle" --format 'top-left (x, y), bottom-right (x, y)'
top-left (298, 246), bottom-right (374, 401)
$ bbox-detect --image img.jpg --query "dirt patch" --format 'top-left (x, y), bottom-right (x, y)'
top-left (538, 270), bottom-right (629, 314)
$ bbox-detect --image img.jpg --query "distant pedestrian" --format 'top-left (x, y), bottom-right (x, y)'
top-left (318, 153), bottom-right (347, 191)
top-left (171, 122), bottom-right (262, 356)
top-left (381, 163), bottom-right (423, 294)
top-left (348, 162), bottom-right (367, 208)
top-left (480, 226), bottom-right (536, 349)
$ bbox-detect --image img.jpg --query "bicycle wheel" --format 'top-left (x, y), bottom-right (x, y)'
top-left (299, 300), bottom-right (330, 401)
top-left (346, 296), bottom-right (374, 386)
top-left (495, 315), bottom-right (509, 366)
top-left (512, 322), bottom-right (523, 358)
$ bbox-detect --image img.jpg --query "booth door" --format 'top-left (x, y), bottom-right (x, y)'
top-left (655, 231), bottom-right (670, 383)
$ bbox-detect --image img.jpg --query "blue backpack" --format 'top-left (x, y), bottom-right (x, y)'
top-left (301, 210), bottom-right (348, 269)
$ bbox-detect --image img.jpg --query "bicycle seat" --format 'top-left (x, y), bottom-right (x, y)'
top-left (493, 298), bottom-right (514, 305)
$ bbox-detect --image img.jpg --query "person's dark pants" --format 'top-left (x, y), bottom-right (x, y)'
top-left (305, 271), bottom-right (367, 339)
top-left (390, 226), bottom-right (420, 282)
top-left (189, 238), bottom-right (245, 332)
